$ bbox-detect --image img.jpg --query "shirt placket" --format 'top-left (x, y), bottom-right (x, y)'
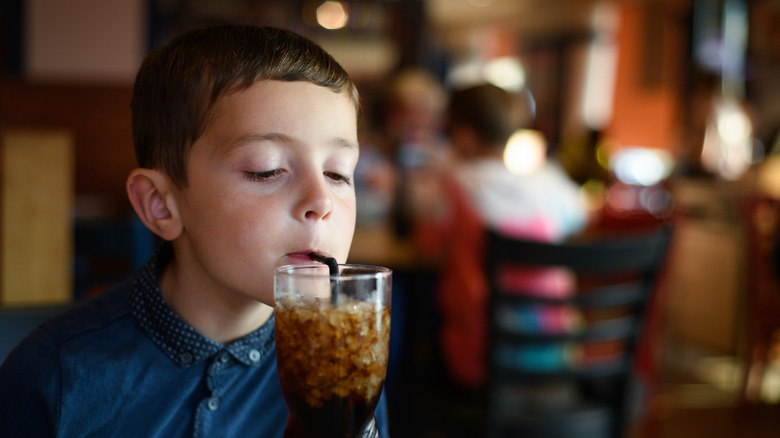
top-left (194, 350), bottom-right (232, 437)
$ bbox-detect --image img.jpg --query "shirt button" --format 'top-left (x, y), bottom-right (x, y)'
top-left (207, 397), bottom-right (220, 411)
top-left (248, 349), bottom-right (261, 362)
top-left (219, 352), bottom-right (230, 363)
top-left (180, 352), bottom-right (193, 364)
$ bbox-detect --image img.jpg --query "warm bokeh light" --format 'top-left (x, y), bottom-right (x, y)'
top-left (582, 0), bottom-right (619, 129)
top-left (503, 129), bottom-right (547, 175)
top-left (717, 103), bottom-right (751, 144)
top-left (610, 147), bottom-right (674, 187)
top-left (446, 56), bottom-right (525, 92)
top-left (595, 141), bottom-right (612, 170)
top-left (581, 179), bottom-right (606, 213)
top-left (757, 155), bottom-right (780, 199)
top-left (701, 98), bottom-right (753, 180)
top-left (317, 1), bottom-right (349, 30)
top-left (483, 56), bottom-right (525, 92)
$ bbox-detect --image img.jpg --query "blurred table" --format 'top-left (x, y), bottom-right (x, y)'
top-left (349, 222), bottom-right (442, 421)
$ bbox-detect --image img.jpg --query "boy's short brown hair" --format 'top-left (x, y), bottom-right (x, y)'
top-left (131, 25), bottom-right (359, 187)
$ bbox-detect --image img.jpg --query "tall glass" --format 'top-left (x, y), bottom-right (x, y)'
top-left (274, 264), bottom-right (392, 438)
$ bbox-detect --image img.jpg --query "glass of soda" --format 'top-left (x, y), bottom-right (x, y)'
top-left (274, 263), bottom-right (392, 438)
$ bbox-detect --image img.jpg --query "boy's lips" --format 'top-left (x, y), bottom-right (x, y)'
top-left (284, 251), bottom-right (330, 263)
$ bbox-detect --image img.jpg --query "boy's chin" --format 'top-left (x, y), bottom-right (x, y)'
top-left (239, 286), bottom-right (274, 308)
top-left (250, 296), bottom-right (275, 310)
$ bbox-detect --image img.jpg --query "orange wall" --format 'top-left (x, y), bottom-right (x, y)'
top-left (604, 3), bottom-right (686, 152)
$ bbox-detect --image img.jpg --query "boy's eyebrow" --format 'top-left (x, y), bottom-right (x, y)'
top-left (225, 132), bottom-right (290, 151)
top-left (331, 136), bottom-right (360, 151)
top-left (223, 132), bottom-right (359, 153)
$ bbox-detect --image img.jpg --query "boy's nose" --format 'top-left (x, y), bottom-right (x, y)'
top-left (296, 174), bottom-right (334, 221)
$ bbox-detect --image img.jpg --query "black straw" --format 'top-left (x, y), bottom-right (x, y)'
top-left (308, 252), bottom-right (339, 276)
top-left (308, 252), bottom-right (340, 305)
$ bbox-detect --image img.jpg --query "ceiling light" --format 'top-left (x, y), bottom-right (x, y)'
top-left (317, 1), bottom-right (349, 30)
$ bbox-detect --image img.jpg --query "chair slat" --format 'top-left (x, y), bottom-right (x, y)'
top-left (485, 226), bottom-right (673, 438)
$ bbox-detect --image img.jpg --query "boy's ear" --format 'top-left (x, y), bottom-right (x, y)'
top-left (126, 168), bottom-right (183, 241)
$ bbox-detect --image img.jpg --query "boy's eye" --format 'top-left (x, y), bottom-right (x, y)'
top-left (245, 169), bottom-right (284, 182)
top-left (325, 171), bottom-right (352, 186)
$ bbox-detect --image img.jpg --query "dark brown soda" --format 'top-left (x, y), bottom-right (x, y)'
top-left (282, 392), bottom-right (380, 438)
top-left (275, 297), bottom-right (390, 438)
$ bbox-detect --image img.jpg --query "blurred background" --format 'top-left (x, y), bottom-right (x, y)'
top-left (2, 0), bottom-right (780, 436)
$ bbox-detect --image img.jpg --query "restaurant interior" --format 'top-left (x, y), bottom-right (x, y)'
top-left (2, 0), bottom-right (780, 436)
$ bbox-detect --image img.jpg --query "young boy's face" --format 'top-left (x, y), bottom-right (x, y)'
top-left (170, 80), bottom-right (359, 306)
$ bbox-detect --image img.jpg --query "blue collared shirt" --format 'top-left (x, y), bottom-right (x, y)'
top-left (0, 246), bottom-right (389, 437)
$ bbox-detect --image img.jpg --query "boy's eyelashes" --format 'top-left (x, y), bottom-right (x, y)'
top-left (244, 169), bottom-right (284, 183)
top-left (243, 169), bottom-right (352, 186)
top-left (324, 171), bottom-right (352, 186)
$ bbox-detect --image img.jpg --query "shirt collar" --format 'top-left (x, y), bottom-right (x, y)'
top-left (129, 243), bottom-right (275, 368)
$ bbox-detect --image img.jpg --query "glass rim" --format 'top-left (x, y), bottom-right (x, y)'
top-left (274, 263), bottom-right (392, 280)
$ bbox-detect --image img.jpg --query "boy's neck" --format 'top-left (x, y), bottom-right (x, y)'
top-left (159, 260), bottom-right (274, 344)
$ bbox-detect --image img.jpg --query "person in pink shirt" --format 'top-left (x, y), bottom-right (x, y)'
top-left (412, 83), bottom-right (588, 390)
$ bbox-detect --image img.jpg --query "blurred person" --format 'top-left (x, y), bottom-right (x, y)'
top-left (353, 137), bottom-right (398, 226)
top-left (381, 68), bottom-right (452, 236)
top-left (412, 83), bottom-right (589, 391)
top-left (382, 68), bottom-right (449, 169)
top-left (352, 69), bottom-right (450, 422)
top-left (353, 68), bottom-right (450, 230)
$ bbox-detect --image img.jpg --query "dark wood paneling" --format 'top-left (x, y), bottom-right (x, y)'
top-left (1, 81), bottom-right (136, 214)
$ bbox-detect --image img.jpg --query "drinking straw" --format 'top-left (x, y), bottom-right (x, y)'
top-left (308, 252), bottom-right (339, 276)
top-left (308, 252), bottom-right (340, 305)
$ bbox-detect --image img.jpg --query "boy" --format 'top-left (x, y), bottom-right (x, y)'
top-left (0, 25), bottom-right (389, 437)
